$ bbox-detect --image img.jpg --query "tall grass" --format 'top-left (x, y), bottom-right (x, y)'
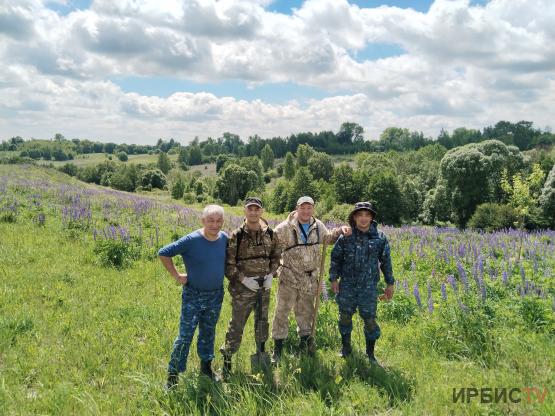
top-left (0, 165), bottom-right (554, 415)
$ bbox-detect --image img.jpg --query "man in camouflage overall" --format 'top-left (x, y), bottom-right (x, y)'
top-left (158, 205), bottom-right (227, 388)
top-left (220, 197), bottom-right (281, 378)
top-left (271, 196), bottom-right (350, 361)
top-left (329, 202), bottom-right (395, 365)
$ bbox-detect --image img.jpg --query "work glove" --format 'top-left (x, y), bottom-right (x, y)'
top-left (262, 274), bottom-right (273, 290)
top-left (241, 276), bottom-right (260, 292)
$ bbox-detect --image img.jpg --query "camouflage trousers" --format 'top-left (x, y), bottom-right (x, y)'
top-left (220, 281), bottom-right (270, 355)
top-left (271, 280), bottom-right (317, 340)
top-left (168, 285), bottom-right (224, 374)
top-left (336, 279), bottom-right (381, 341)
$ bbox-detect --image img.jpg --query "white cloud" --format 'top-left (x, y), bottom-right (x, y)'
top-left (0, 0), bottom-right (554, 142)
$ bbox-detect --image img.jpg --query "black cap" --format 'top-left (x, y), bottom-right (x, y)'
top-left (244, 197), bottom-right (263, 208)
top-left (348, 201), bottom-right (377, 226)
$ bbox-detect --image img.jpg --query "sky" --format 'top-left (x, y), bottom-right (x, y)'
top-left (0, 0), bottom-right (554, 145)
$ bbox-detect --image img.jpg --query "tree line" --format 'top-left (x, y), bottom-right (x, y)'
top-left (3, 121), bottom-right (554, 230)
top-left (3, 120), bottom-right (554, 164)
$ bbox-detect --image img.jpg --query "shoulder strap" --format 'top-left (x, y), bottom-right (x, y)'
top-left (235, 228), bottom-right (244, 261)
top-left (235, 227), bottom-right (273, 261)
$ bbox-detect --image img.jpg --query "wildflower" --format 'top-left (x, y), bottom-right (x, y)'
top-left (427, 282), bottom-right (433, 313)
top-left (321, 280), bottom-right (329, 302)
top-left (457, 262), bottom-right (469, 291)
top-left (413, 283), bottom-right (422, 307)
top-left (440, 282), bottom-right (447, 301)
top-left (447, 274), bottom-right (458, 293)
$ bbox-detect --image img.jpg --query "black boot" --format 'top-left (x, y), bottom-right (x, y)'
top-left (340, 333), bottom-right (352, 358)
top-left (166, 372), bottom-right (179, 390)
top-left (200, 360), bottom-right (217, 380)
top-left (366, 339), bottom-right (378, 365)
top-left (272, 339), bottom-right (283, 364)
top-left (222, 354), bottom-right (232, 380)
top-left (299, 336), bottom-right (315, 356)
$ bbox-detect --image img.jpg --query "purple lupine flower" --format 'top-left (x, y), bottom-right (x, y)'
top-left (457, 262), bottom-right (469, 291)
top-left (457, 298), bottom-right (469, 313)
top-left (479, 277), bottom-right (486, 302)
top-left (321, 280), bottom-right (329, 302)
top-left (403, 279), bottom-right (409, 295)
top-left (489, 265), bottom-right (496, 280)
top-left (520, 265), bottom-right (526, 283)
top-left (413, 283), bottom-right (422, 307)
top-left (502, 271), bottom-right (508, 285)
top-left (427, 281), bottom-right (433, 313)
top-left (440, 282), bottom-right (447, 301)
top-left (447, 274), bottom-right (458, 293)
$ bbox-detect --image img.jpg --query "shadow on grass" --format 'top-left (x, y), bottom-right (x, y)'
top-left (340, 351), bottom-right (414, 405)
top-left (162, 368), bottom-right (280, 416)
top-left (293, 354), bottom-right (341, 406)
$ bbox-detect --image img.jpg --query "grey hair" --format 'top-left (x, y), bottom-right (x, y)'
top-left (202, 204), bottom-right (224, 219)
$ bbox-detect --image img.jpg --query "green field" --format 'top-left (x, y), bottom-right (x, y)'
top-left (32, 152), bottom-right (178, 168)
top-left (0, 165), bottom-right (553, 415)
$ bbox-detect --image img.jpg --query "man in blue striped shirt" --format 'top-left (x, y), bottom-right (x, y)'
top-left (158, 205), bottom-right (227, 388)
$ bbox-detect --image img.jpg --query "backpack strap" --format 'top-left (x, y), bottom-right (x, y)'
top-left (235, 226), bottom-right (273, 261)
top-left (282, 221), bottom-right (320, 253)
top-left (235, 228), bottom-right (244, 262)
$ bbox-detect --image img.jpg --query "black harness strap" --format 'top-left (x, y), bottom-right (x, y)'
top-left (282, 221), bottom-right (321, 253)
top-left (235, 227), bottom-right (274, 262)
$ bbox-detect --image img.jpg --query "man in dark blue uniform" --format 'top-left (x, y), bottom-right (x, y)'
top-left (329, 202), bottom-right (395, 364)
top-left (158, 204), bottom-right (227, 388)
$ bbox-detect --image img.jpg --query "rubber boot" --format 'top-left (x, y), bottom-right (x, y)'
top-left (366, 339), bottom-right (378, 365)
top-left (166, 372), bottom-right (179, 390)
top-left (272, 339), bottom-right (283, 364)
top-left (299, 335), bottom-right (315, 356)
top-left (340, 333), bottom-right (352, 358)
top-left (200, 360), bottom-right (217, 380)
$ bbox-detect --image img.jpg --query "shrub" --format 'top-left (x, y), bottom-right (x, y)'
top-left (467, 203), bottom-right (519, 231)
top-left (519, 297), bottom-right (554, 333)
top-left (379, 291), bottom-right (418, 324)
top-left (117, 151), bottom-right (128, 162)
top-left (58, 163), bottom-right (78, 177)
top-left (140, 169), bottom-right (167, 190)
top-left (93, 238), bottom-right (141, 269)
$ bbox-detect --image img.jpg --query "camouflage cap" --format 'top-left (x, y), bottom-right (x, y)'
top-left (244, 197), bottom-right (263, 208)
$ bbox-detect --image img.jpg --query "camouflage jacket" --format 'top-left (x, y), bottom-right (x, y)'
top-left (329, 221), bottom-right (394, 286)
top-left (225, 219), bottom-right (281, 284)
top-left (275, 211), bottom-right (338, 293)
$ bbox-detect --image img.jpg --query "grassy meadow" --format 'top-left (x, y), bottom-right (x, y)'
top-left (0, 164), bottom-right (554, 415)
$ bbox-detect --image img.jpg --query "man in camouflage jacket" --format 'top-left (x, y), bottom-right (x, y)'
top-left (329, 201), bottom-right (395, 365)
top-left (271, 196), bottom-right (350, 360)
top-left (220, 197), bottom-right (281, 377)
